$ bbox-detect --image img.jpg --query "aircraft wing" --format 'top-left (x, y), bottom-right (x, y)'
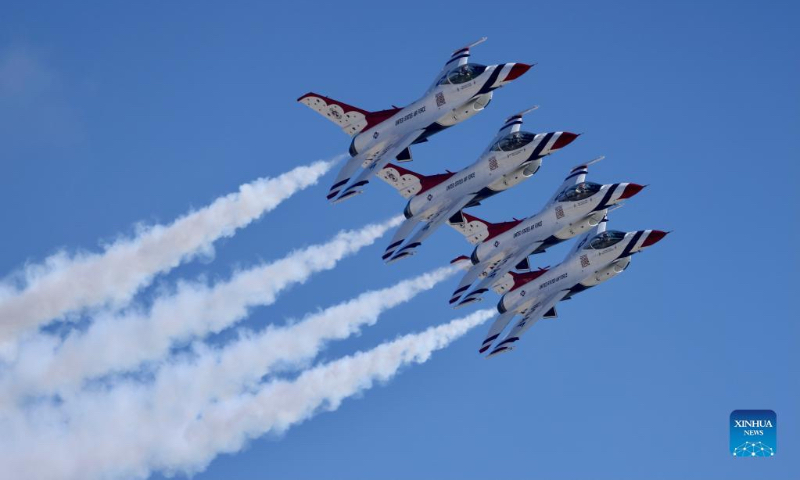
top-left (377, 163), bottom-right (424, 199)
top-left (376, 163), bottom-right (457, 200)
top-left (330, 129), bottom-right (426, 203)
top-left (457, 243), bottom-right (543, 307)
top-left (427, 37), bottom-right (487, 92)
top-left (486, 289), bottom-right (569, 357)
top-left (386, 195), bottom-right (475, 262)
top-left (446, 210), bottom-right (495, 245)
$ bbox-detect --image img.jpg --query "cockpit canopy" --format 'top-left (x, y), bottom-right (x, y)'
top-left (437, 63), bottom-right (487, 86)
top-left (490, 131), bottom-right (537, 151)
top-left (556, 182), bottom-right (603, 202)
top-left (584, 230), bottom-right (626, 250)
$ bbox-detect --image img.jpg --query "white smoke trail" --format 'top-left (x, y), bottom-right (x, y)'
top-left (0, 156), bottom-right (344, 347)
top-left (0, 216), bottom-right (402, 406)
top-left (0, 309), bottom-right (494, 480)
top-left (0, 259), bottom-right (450, 404)
top-left (134, 265), bottom-right (462, 408)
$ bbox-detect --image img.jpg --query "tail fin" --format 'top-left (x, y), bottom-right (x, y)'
top-left (377, 163), bottom-right (456, 199)
top-left (447, 211), bottom-right (523, 245)
top-left (298, 92), bottom-right (401, 136)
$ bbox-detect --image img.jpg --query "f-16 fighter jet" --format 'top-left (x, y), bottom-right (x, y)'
top-left (298, 37), bottom-right (532, 203)
top-left (481, 218), bottom-right (668, 357)
top-left (376, 107), bottom-right (578, 263)
top-left (448, 157), bottom-right (646, 307)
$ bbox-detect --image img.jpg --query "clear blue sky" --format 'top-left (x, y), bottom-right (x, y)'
top-left (2, 1), bottom-right (798, 479)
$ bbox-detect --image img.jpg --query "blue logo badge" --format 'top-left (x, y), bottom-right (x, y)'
top-left (730, 410), bottom-right (776, 457)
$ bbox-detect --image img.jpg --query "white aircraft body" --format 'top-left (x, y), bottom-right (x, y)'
top-left (448, 157), bottom-right (646, 307)
top-left (482, 218), bottom-right (668, 357)
top-left (298, 38), bottom-right (532, 203)
top-left (376, 108), bottom-right (579, 263)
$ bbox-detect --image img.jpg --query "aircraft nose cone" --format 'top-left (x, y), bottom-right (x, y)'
top-left (504, 63), bottom-right (532, 81)
top-left (551, 132), bottom-right (580, 150)
top-left (619, 183), bottom-right (645, 199)
top-left (641, 230), bottom-right (669, 248)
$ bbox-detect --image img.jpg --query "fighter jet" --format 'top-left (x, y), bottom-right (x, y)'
top-left (298, 37), bottom-right (532, 203)
top-left (480, 218), bottom-right (668, 357)
top-left (448, 157), bottom-right (646, 307)
top-left (375, 108), bottom-right (579, 263)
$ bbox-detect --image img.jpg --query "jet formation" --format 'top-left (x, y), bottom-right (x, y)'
top-left (299, 38), bottom-right (668, 358)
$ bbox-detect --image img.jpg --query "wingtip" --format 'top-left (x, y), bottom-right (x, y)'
top-left (485, 346), bottom-right (512, 358)
top-left (331, 190), bottom-right (362, 204)
top-left (451, 300), bottom-right (473, 309)
top-left (388, 250), bottom-right (415, 264)
top-left (520, 105), bottom-right (540, 116)
top-left (456, 297), bottom-right (482, 308)
top-left (473, 36), bottom-right (488, 46)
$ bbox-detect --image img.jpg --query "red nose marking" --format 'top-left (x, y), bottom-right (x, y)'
top-left (551, 132), bottom-right (579, 150)
top-left (504, 63), bottom-right (532, 82)
top-left (619, 183), bottom-right (645, 199)
top-left (641, 230), bottom-right (668, 247)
